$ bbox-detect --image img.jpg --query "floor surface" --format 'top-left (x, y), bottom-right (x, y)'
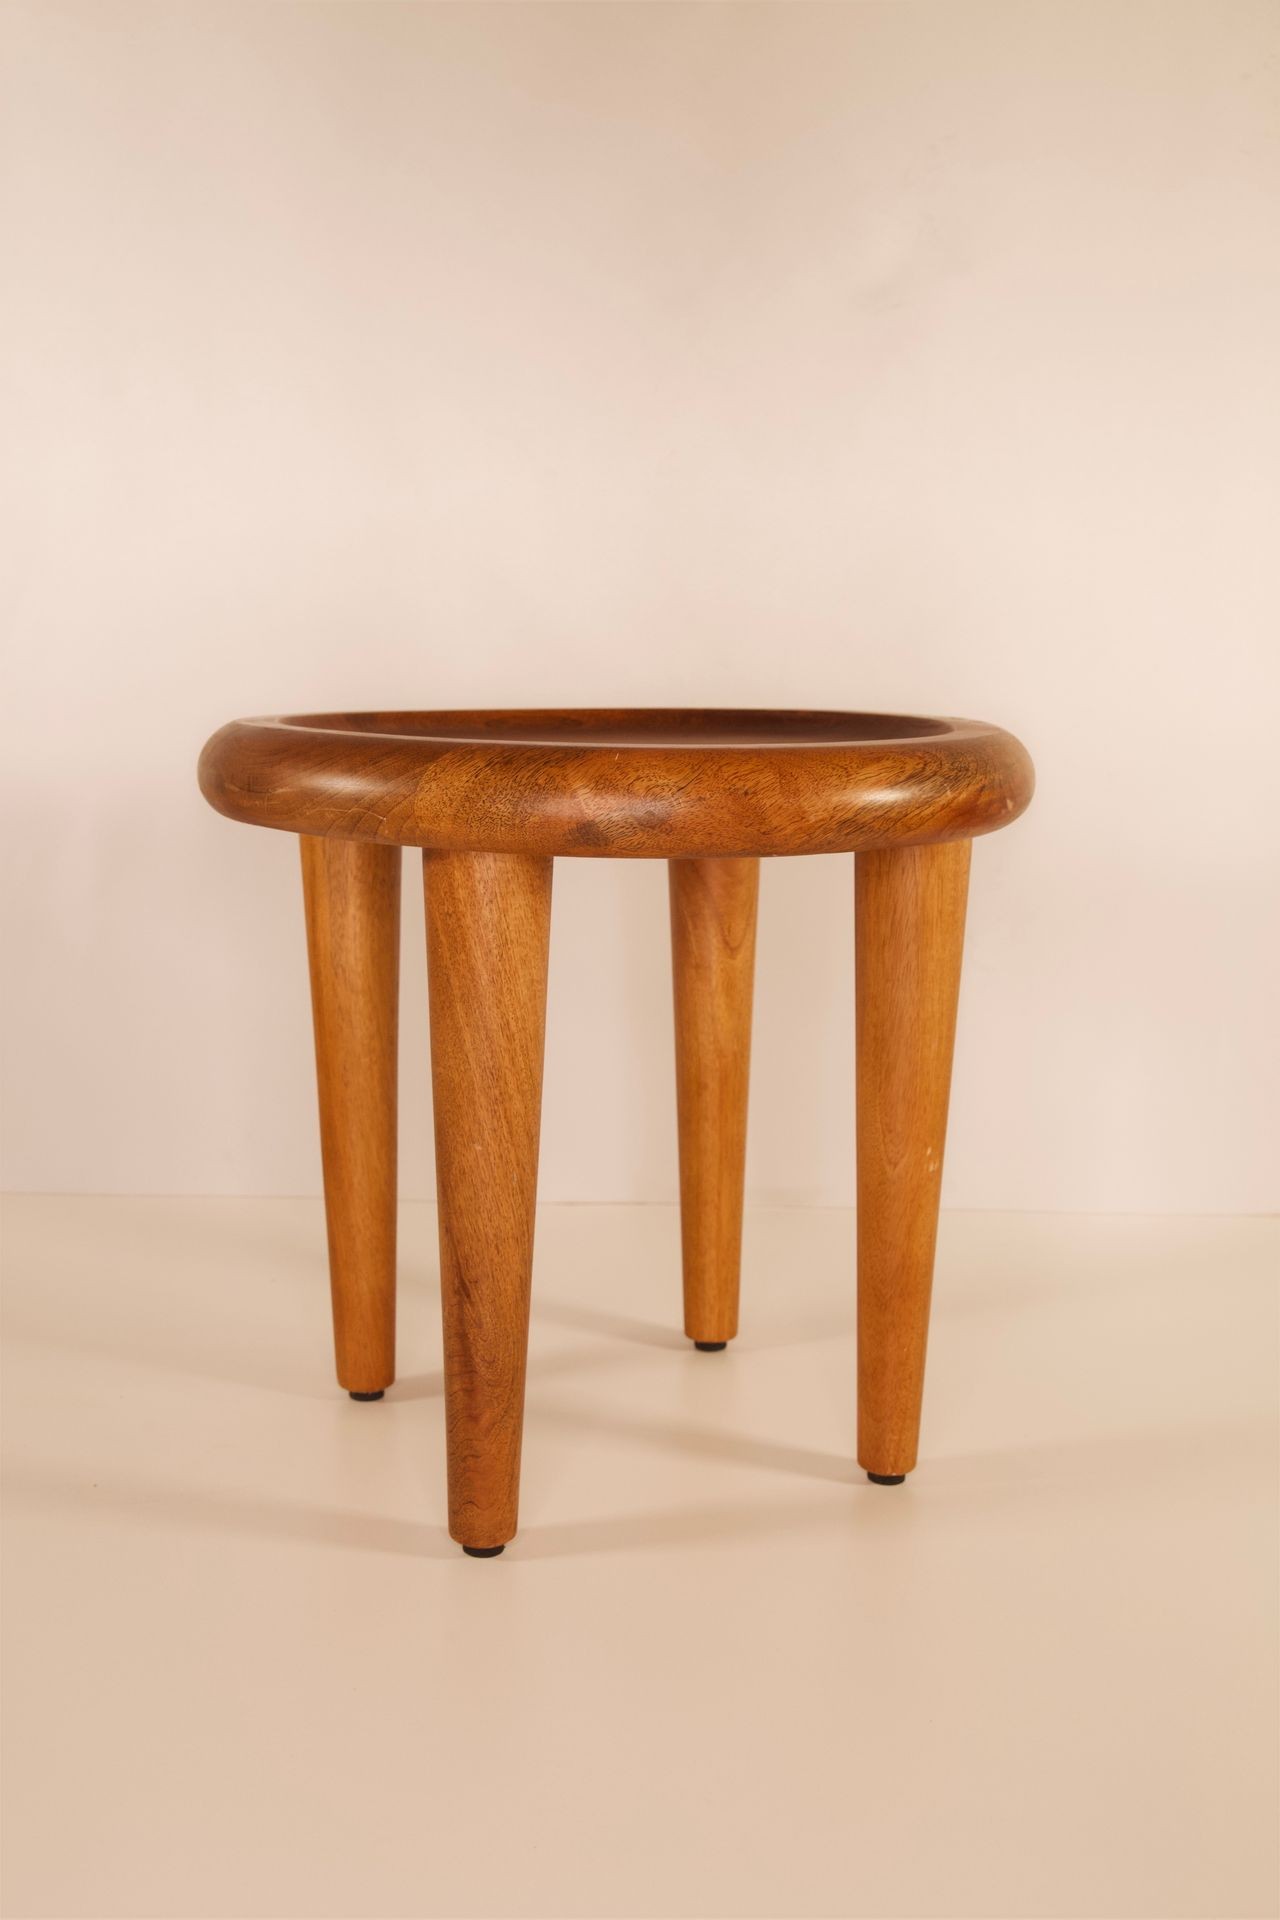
top-left (2, 1199), bottom-right (1277, 1920)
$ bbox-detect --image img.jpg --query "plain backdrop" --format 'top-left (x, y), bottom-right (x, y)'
top-left (1, 0), bottom-right (1276, 1212)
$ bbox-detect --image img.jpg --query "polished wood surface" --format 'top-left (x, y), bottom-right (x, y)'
top-left (855, 841), bottom-right (970, 1479)
top-left (424, 851), bottom-right (553, 1553)
top-left (199, 708), bottom-right (1033, 859)
top-left (669, 857), bottom-right (759, 1347)
top-left (300, 835), bottom-right (401, 1396)
top-left (202, 707), bottom-right (1032, 1551)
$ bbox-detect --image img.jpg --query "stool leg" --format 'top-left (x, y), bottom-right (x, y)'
top-left (300, 835), bottom-right (401, 1399)
top-left (669, 857), bottom-right (759, 1349)
top-left (855, 841), bottom-right (970, 1482)
top-left (424, 851), bottom-right (553, 1556)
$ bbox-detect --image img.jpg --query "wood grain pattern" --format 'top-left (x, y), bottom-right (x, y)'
top-left (300, 835), bottom-right (401, 1395)
top-left (202, 708), bottom-right (1032, 1546)
top-left (855, 841), bottom-right (970, 1479)
top-left (199, 708), bottom-right (1034, 859)
top-left (424, 851), bottom-right (553, 1552)
top-left (669, 857), bottom-right (759, 1346)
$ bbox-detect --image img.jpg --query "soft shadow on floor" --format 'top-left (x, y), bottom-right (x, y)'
top-left (2, 1455), bottom-right (865, 1563)
top-left (512, 1493), bottom-right (858, 1559)
top-left (6, 1412), bottom-right (1268, 1567)
top-left (532, 1296), bottom-right (689, 1348)
top-left (1, 1317), bottom-right (693, 1404)
top-left (529, 1392), bottom-right (858, 1485)
top-left (536, 1293), bottom-right (865, 1350)
top-left (2, 1460), bottom-right (451, 1560)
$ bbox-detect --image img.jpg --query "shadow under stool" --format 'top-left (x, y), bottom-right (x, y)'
top-left (198, 708), bottom-right (1034, 1555)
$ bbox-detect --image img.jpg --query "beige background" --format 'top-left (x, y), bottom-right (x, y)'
top-left (4, 1197), bottom-right (1276, 1919)
top-left (3, 15), bottom-right (1278, 1917)
top-left (2, 0), bottom-right (1277, 1211)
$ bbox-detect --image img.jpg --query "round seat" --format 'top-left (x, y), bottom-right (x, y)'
top-left (198, 707), bottom-right (1033, 858)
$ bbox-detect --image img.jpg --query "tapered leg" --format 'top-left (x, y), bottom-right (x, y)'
top-left (669, 857), bottom-right (759, 1349)
top-left (300, 835), bottom-right (401, 1398)
top-left (856, 840), bottom-right (970, 1481)
top-left (424, 851), bottom-right (552, 1555)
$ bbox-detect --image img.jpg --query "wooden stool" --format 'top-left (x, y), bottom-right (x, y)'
top-left (199, 709), bottom-right (1033, 1554)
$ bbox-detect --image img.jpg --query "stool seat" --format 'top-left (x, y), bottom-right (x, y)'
top-left (198, 707), bottom-right (1033, 858)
